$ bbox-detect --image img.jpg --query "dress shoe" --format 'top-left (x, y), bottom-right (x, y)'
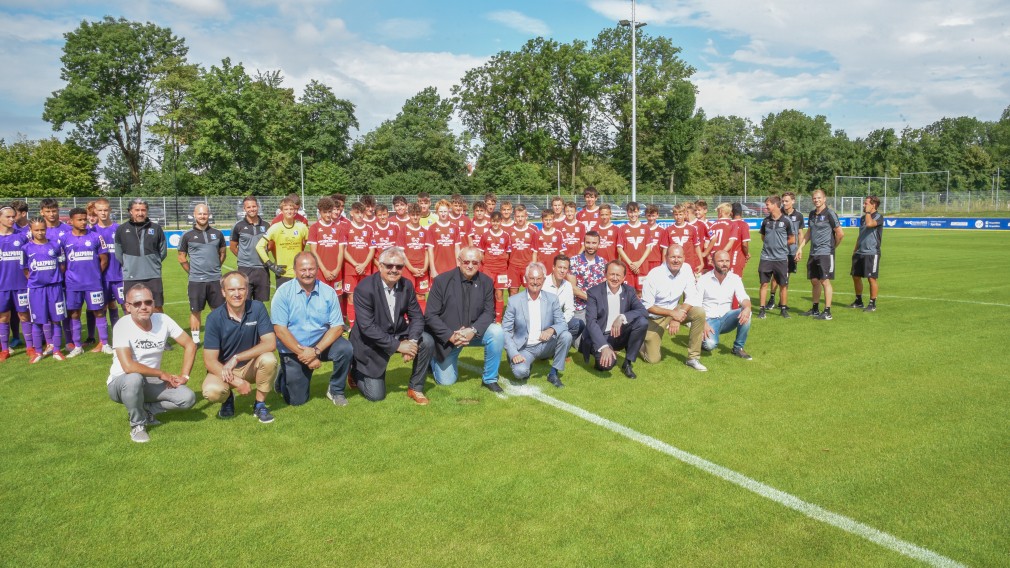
top-left (546, 369), bottom-right (564, 388)
top-left (621, 360), bottom-right (637, 379)
top-left (407, 388), bottom-right (430, 405)
top-left (482, 381), bottom-right (504, 394)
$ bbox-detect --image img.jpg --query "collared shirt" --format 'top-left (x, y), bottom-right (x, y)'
top-left (542, 275), bottom-right (575, 322)
top-left (270, 279), bottom-right (344, 353)
top-left (382, 281), bottom-right (397, 322)
top-left (605, 285), bottom-right (627, 332)
top-left (204, 300), bottom-right (273, 362)
top-left (527, 294), bottom-right (543, 346)
top-left (571, 253), bottom-right (607, 312)
top-left (698, 270), bottom-right (749, 319)
top-left (641, 262), bottom-right (701, 318)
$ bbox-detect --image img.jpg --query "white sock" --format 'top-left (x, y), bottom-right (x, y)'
top-left (192, 330), bottom-right (200, 343)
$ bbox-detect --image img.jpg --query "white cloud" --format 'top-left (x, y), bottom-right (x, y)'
top-left (167, 0), bottom-right (228, 18)
top-left (485, 10), bottom-right (550, 36)
top-left (376, 18), bottom-right (433, 41)
top-left (730, 40), bottom-right (816, 69)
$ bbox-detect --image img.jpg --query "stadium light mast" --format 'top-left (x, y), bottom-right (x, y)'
top-left (620, 3), bottom-right (646, 203)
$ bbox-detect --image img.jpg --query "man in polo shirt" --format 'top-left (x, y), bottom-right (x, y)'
top-left (271, 252), bottom-right (354, 407)
top-left (230, 196), bottom-right (271, 302)
top-left (640, 245), bottom-right (708, 371)
top-left (202, 271), bottom-right (278, 422)
top-left (178, 203), bottom-right (226, 344)
top-left (700, 250), bottom-right (753, 361)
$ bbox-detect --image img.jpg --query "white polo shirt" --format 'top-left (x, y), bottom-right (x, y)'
top-left (698, 270), bottom-right (750, 319)
top-left (641, 262), bottom-right (701, 318)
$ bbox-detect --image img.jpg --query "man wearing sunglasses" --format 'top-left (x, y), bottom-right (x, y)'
top-left (106, 284), bottom-right (197, 443)
top-left (348, 247), bottom-right (434, 404)
top-left (424, 246), bottom-right (505, 393)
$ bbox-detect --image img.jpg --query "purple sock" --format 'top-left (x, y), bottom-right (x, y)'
top-left (97, 315), bottom-right (109, 344)
top-left (22, 321), bottom-right (34, 351)
top-left (110, 306), bottom-right (120, 326)
top-left (86, 311), bottom-right (96, 341)
top-left (71, 318), bottom-right (82, 347)
top-left (41, 323), bottom-right (52, 349)
top-left (52, 323), bottom-right (63, 351)
top-left (62, 319), bottom-right (72, 347)
top-left (0, 323), bottom-right (8, 351)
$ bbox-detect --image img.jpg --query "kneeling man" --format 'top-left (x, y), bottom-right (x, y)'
top-left (502, 262), bottom-right (572, 387)
top-left (586, 261), bottom-right (648, 378)
top-left (349, 247), bottom-right (435, 404)
top-left (202, 271), bottom-right (279, 422)
top-left (700, 251), bottom-right (753, 360)
top-left (107, 284), bottom-right (197, 443)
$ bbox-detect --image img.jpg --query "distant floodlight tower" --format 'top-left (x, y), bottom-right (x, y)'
top-left (620, 2), bottom-right (647, 202)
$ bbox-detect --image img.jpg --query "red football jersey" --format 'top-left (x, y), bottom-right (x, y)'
top-left (425, 221), bottom-right (461, 274)
top-left (646, 223), bottom-right (668, 265)
top-left (596, 223), bottom-right (620, 262)
top-left (479, 230), bottom-right (511, 273)
top-left (618, 222), bottom-right (650, 263)
top-left (507, 224), bottom-right (539, 270)
top-left (706, 219), bottom-right (740, 254)
top-left (558, 220), bottom-right (585, 257)
top-left (693, 219), bottom-right (710, 245)
top-left (397, 225), bottom-right (428, 269)
top-left (469, 220), bottom-right (490, 246)
top-left (667, 223), bottom-right (702, 270)
top-left (340, 222), bottom-right (375, 266)
top-left (451, 214), bottom-right (472, 242)
top-left (308, 220), bottom-right (342, 273)
top-left (577, 207), bottom-right (600, 231)
top-left (392, 214), bottom-right (411, 230)
top-left (371, 222), bottom-right (400, 253)
top-left (733, 219), bottom-right (751, 244)
top-left (536, 228), bottom-right (564, 262)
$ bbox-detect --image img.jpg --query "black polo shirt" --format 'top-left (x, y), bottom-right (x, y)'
top-left (203, 300), bottom-right (273, 362)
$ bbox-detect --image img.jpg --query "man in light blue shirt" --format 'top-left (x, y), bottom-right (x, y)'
top-left (272, 252), bottom-right (353, 406)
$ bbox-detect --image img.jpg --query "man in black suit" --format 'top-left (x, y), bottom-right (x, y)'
top-left (424, 246), bottom-right (505, 393)
top-left (585, 260), bottom-right (649, 378)
top-left (349, 247), bottom-right (435, 405)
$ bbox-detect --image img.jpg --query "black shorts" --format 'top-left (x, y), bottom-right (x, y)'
top-left (850, 254), bottom-right (880, 279)
top-left (806, 254), bottom-right (835, 280)
top-left (787, 255), bottom-right (798, 274)
top-left (239, 266), bottom-right (270, 302)
top-left (759, 259), bottom-right (789, 285)
top-left (124, 278), bottom-right (165, 307)
top-left (188, 281), bottom-right (225, 312)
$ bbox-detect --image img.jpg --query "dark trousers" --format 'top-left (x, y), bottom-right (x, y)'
top-left (567, 318), bottom-right (586, 347)
top-left (277, 337), bottom-right (353, 406)
top-left (355, 333), bottom-right (435, 402)
top-left (593, 317), bottom-right (648, 371)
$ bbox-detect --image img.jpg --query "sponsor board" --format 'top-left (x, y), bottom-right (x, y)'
top-left (849, 217), bottom-right (1010, 231)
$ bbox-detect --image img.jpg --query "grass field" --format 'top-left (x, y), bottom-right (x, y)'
top-left (1, 228), bottom-right (1007, 567)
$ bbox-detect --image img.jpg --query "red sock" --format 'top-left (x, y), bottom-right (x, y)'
top-left (339, 294), bottom-right (348, 320)
top-left (495, 299), bottom-right (504, 323)
top-left (347, 298), bottom-right (356, 328)
top-left (417, 296), bottom-right (426, 312)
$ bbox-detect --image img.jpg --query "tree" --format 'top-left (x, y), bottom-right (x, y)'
top-left (686, 115), bottom-right (755, 195)
top-left (43, 17), bottom-right (188, 187)
top-left (754, 109), bottom-right (833, 192)
top-left (0, 137), bottom-right (97, 198)
top-left (298, 80), bottom-right (358, 165)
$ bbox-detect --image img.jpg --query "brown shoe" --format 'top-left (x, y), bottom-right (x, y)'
top-left (407, 389), bottom-right (429, 405)
top-left (347, 373), bottom-right (357, 390)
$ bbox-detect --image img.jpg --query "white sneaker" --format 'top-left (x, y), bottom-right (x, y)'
top-left (66, 346), bottom-right (84, 358)
top-left (130, 425), bottom-right (150, 443)
top-left (684, 358), bottom-right (708, 372)
top-left (102, 344), bottom-right (114, 355)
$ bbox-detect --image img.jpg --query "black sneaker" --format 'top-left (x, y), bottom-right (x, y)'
top-left (217, 392), bottom-right (235, 419)
top-left (764, 297), bottom-right (776, 310)
top-left (732, 347), bottom-right (753, 360)
top-left (848, 300), bottom-right (865, 309)
top-left (863, 304), bottom-right (876, 312)
top-left (779, 307), bottom-right (791, 319)
top-left (815, 311), bottom-right (833, 320)
top-left (800, 308), bottom-right (820, 317)
top-left (482, 381), bottom-right (505, 394)
top-left (254, 404), bottom-right (274, 424)
top-left (757, 307), bottom-right (767, 319)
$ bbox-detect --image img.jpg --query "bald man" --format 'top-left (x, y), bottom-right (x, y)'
top-left (178, 203), bottom-right (226, 344)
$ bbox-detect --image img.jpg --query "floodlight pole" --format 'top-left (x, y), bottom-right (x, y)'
top-left (619, 4), bottom-right (646, 203)
top-left (300, 152), bottom-right (305, 206)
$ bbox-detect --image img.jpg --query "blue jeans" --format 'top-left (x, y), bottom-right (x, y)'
top-left (702, 309), bottom-right (750, 352)
top-left (431, 323), bottom-right (504, 385)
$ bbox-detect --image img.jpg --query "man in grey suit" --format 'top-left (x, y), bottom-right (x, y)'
top-left (502, 262), bottom-right (572, 388)
top-left (349, 247), bottom-right (435, 405)
top-left (586, 260), bottom-right (649, 378)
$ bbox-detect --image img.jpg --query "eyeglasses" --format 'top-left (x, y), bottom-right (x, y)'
top-left (381, 263), bottom-right (404, 270)
top-left (459, 260), bottom-right (480, 266)
top-left (130, 299), bottom-right (155, 308)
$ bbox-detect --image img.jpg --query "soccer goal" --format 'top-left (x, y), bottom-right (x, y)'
top-left (833, 176), bottom-right (897, 214)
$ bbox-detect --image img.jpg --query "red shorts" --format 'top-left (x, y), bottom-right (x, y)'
top-left (403, 271), bottom-right (431, 294)
top-left (623, 268), bottom-right (642, 291)
top-left (342, 265), bottom-right (371, 295)
top-left (506, 265), bottom-right (527, 289)
top-left (319, 277), bottom-right (343, 295)
top-left (482, 268), bottom-right (510, 290)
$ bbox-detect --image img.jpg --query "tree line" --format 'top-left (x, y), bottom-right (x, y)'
top-left (1, 16), bottom-right (1008, 199)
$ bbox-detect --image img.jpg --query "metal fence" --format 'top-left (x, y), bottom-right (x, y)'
top-left (16, 191), bottom-right (1010, 228)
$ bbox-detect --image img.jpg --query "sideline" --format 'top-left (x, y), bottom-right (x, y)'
top-left (744, 286), bottom-right (1010, 308)
top-left (459, 362), bottom-right (965, 567)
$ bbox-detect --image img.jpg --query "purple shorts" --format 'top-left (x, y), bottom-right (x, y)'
top-left (66, 289), bottom-right (106, 311)
top-left (28, 284), bottom-right (66, 323)
top-left (104, 280), bottom-right (125, 305)
top-left (0, 289), bottom-right (29, 313)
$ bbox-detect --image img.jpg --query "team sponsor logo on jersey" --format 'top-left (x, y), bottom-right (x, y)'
top-left (625, 235), bottom-right (645, 248)
top-left (67, 250), bottom-right (95, 262)
top-left (1, 250), bottom-right (21, 261)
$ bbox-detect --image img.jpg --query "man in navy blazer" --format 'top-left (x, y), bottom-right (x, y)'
top-left (502, 262), bottom-right (572, 387)
top-left (424, 246), bottom-right (505, 393)
top-left (349, 247), bottom-right (435, 405)
top-left (585, 260), bottom-right (649, 378)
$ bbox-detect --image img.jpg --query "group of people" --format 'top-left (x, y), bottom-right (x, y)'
top-left (0, 187), bottom-right (883, 443)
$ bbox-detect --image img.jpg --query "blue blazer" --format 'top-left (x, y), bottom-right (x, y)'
top-left (502, 290), bottom-right (567, 359)
top-left (585, 282), bottom-right (648, 352)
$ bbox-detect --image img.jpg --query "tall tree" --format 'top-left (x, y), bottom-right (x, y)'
top-left (297, 80), bottom-right (358, 165)
top-left (43, 17), bottom-right (188, 187)
top-left (0, 137), bottom-right (97, 198)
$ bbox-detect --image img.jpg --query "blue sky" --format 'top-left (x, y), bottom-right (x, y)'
top-left (1, 0), bottom-right (1008, 146)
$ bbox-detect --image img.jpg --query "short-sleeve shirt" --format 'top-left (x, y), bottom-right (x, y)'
top-left (618, 223), bottom-right (650, 262)
top-left (759, 215), bottom-right (795, 261)
top-left (808, 207), bottom-right (841, 255)
top-left (596, 224), bottom-right (620, 262)
top-left (479, 230), bottom-right (511, 273)
top-left (62, 230), bottom-right (107, 292)
top-left (426, 222), bottom-right (461, 274)
top-left (107, 313), bottom-right (184, 383)
top-left (469, 220), bottom-right (490, 246)
top-left (203, 300), bottom-right (273, 362)
top-left (577, 207), bottom-right (600, 231)
top-left (340, 222), bottom-right (375, 266)
top-left (371, 223), bottom-right (401, 254)
top-left (231, 217), bottom-right (270, 268)
top-left (571, 253), bottom-right (607, 311)
top-left (855, 212), bottom-right (884, 255)
top-left (646, 224), bottom-right (668, 265)
top-left (0, 230), bottom-right (28, 292)
top-left (22, 240), bottom-right (63, 287)
top-left (536, 229), bottom-right (564, 262)
top-left (93, 223), bottom-right (122, 282)
top-left (507, 224), bottom-right (539, 270)
top-left (397, 225), bottom-right (428, 269)
top-left (45, 222), bottom-right (72, 246)
top-left (558, 220), bottom-right (586, 257)
top-left (270, 279), bottom-right (344, 353)
top-left (308, 220), bottom-right (342, 271)
top-left (706, 219), bottom-right (739, 252)
top-left (179, 226), bottom-right (225, 283)
top-left (667, 223), bottom-right (702, 269)
top-left (784, 210), bottom-right (804, 255)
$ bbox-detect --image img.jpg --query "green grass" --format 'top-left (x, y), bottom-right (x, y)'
top-left (1, 229), bottom-right (1007, 567)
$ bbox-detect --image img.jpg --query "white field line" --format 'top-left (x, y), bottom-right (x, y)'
top-left (458, 362), bottom-right (966, 568)
top-left (745, 286), bottom-right (1010, 308)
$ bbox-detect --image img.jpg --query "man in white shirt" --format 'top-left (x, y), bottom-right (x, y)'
top-left (640, 245), bottom-right (708, 371)
top-left (502, 262), bottom-right (572, 387)
top-left (106, 283), bottom-right (198, 443)
top-left (541, 254), bottom-right (584, 348)
top-left (700, 250), bottom-right (753, 360)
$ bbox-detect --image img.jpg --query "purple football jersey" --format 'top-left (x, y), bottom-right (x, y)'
top-left (93, 223), bottom-right (122, 281)
top-left (45, 222), bottom-right (72, 245)
top-left (0, 230), bottom-right (28, 291)
top-left (63, 231), bottom-right (106, 292)
top-left (22, 240), bottom-right (64, 287)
